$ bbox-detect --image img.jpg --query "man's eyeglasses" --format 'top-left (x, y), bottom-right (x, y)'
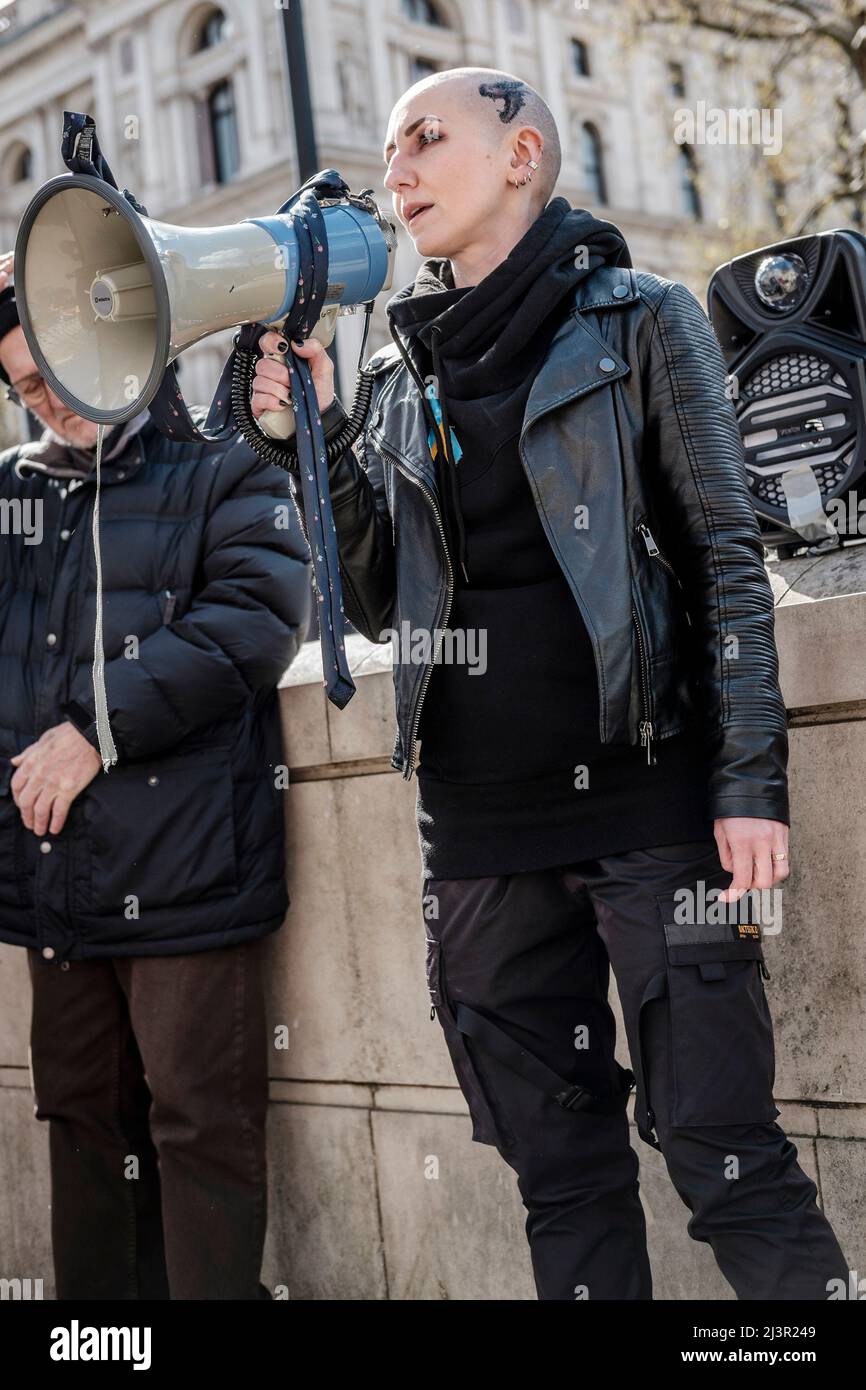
top-left (4, 372), bottom-right (48, 409)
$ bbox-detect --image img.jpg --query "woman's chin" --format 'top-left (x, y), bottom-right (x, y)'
top-left (411, 228), bottom-right (450, 258)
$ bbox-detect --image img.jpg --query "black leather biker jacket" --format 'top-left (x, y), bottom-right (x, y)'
top-left (289, 264), bottom-right (790, 825)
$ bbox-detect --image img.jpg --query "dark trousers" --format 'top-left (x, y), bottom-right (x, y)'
top-left (27, 938), bottom-right (271, 1300)
top-left (423, 839), bottom-right (849, 1301)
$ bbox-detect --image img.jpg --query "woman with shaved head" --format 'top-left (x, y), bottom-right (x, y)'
top-left (253, 67), bottom-right (846, 1301)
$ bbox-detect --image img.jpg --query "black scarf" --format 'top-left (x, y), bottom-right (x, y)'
top-left (386, 197), bottom-right (631, 580)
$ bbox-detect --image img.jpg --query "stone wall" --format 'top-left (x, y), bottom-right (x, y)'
top-left (1, 569), bottom-right (864, 1299)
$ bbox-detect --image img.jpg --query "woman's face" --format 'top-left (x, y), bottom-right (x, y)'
top-left (383, 94), bottom-right (508, 260)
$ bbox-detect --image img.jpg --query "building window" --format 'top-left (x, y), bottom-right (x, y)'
top-left (678, 143), bottom-right (702, 219)
top-left (581, 123), bottom-right (607, 204)
top-left (118, 33), bottom-right (135, 75)
top-left (199, 80), bottom-right (240, 185)
top-left (193, 6), bottom-right (229, 53)
top-left (668, 62), bottom-right (686, 98)
top-left (401, 0), bottom-right (447, 25)
top-left (409, 56), bottom-right (438, 84)
top-left (11, 146), bottom-right (32, 182)
top-left (571, 39), bottom-right (590, 77)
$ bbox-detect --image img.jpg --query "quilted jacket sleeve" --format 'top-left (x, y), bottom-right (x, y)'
top-left (67, 435), bottom-right (312, 761)
top-left (642, 280), bottom-right (790, 825)
top-left (286, 385), bottom-right (397, 643)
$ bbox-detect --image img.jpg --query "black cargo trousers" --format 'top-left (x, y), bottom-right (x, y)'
top-left (422, 838), bottom-right (849, 1300)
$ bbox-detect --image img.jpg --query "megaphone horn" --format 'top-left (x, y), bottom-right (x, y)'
top-left (14, 171), bottom-right (397, 428)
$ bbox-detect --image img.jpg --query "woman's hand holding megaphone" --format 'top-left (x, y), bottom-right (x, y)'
top-left (251, 330), bottom-right (335, 420)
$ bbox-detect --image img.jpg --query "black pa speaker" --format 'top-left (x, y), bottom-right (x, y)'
top-left (707, 230), bottom-right (866, 555)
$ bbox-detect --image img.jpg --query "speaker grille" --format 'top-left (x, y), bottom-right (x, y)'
top-left (743, 351), bottom-right (832, 398)
top-left (751, 454), bottom-right (852, 509)
top-left (736, 347), bottom-right (858, 517)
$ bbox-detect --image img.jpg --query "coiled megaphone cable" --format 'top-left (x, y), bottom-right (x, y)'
top-left (231, 302), bottom-right (377, 473)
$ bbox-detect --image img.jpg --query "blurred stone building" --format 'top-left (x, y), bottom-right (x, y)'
top-left (0, 0), bottom-right (821, 443)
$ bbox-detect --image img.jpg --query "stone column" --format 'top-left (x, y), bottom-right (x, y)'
top-left (135, 19), bottom-right (163, 202)
top-left (363, 0), bottom-right (392, 136)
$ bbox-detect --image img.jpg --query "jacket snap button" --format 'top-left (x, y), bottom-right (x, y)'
top-left (613, 284), bottom-right (629, 299)
top-left (599, 357), bottom-right (617, 373)
top-left (59, 529), bottom-right (71, 541)
top-left (42, 946), bottom-right (55, 959)
top-left (40, 841), bottom-right (52, 854)
top-left (46, 633), bottom-right (57, 646)
top-left (147, 775), bottom-right (159, 787)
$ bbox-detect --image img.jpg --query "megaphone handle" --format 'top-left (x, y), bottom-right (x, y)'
top-left (258, 335), bottom-right (297, 442)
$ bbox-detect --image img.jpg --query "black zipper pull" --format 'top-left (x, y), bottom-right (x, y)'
top-left (760, 960), bottom-right (771, 981)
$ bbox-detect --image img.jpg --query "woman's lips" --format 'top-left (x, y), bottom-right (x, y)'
top-left (408, 204), bottom-right (433, 226)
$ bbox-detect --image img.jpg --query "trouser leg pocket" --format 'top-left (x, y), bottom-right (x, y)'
top-left (425, 933), bottom-right (516, 1149)
top-left (655, 891), bottom-right (779, 1128)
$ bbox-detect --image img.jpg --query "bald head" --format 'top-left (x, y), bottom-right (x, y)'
top-left (389, 66), bottom-right (561, 208)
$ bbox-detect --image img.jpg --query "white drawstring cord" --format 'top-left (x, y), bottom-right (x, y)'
top-left (91, 423), bottom-right (118, 772)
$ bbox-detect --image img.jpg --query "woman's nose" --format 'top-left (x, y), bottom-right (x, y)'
top-left (384, 158), bottom-right (415, 195)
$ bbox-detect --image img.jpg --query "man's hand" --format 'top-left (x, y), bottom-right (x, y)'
top-left (714, 817), bottom-right (790, 902)
top-left (251, 331), bottom-right (335, 419)
top-left (10, 722), bottom-right (103, 837)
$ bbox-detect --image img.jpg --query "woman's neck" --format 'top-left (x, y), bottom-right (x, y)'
top-left (449, 208), bottom-right (538, 289)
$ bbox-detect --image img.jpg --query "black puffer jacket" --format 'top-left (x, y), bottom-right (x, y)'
top-left (291, 263), bottom-right (789, 825)
top-left (0, 411), bottom-right (311, 962)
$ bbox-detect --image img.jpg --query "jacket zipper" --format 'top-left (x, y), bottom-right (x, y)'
top-left (636, 519), bottom-right (678, 581)
top-left (631, 602), bottom-right (654, 765)
top-left (371, 438), bottom-right (454, 780)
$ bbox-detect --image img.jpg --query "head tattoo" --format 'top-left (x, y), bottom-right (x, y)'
top-left (478, 79), bottom-right (526, 124)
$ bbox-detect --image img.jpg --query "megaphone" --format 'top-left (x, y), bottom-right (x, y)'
top-left (14, 170), bottom-right (397, 434)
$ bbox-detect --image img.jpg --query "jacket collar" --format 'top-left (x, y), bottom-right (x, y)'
top-left (571, 264), bottom-right (639, 312)
top-left (367, 262), bottom-right (638, 492)
top-left (14, 412), bottom-right (151, 487)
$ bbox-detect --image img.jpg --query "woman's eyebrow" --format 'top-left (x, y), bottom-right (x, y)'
top-left (383, 115), bottom-right (445, 160)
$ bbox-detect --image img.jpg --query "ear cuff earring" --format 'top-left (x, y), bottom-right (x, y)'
top-left (511, 155), bottom-right (541, 188)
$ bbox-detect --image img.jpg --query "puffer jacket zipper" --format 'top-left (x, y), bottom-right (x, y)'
top-left (371, 437), bottom-right (454, 779)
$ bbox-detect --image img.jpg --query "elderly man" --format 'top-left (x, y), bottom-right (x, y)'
top-left (0, 255), bottom-right (311, 1300)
